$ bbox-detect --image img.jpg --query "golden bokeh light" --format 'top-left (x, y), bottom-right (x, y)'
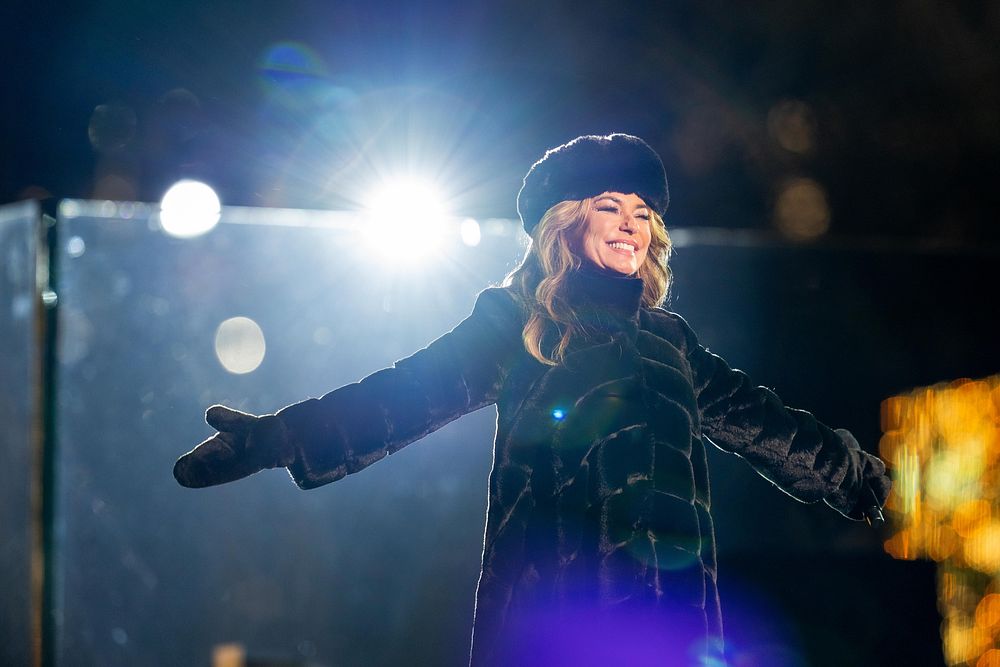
top-left (766, 99), bottom-right (817, 155)
top-left (974, 595), bottom-right (1000, 633)
top-left (774, 178), bottom-right (830, 241)
top-left (883, 375), bottom-right (1000, 665)
top-left (980, 649), bottom-right (1000, 667)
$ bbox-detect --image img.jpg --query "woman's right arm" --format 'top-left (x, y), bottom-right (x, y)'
top-left (174, 288), bottom-right (525, 490)
top-left (280, 288), bottom-right (524, 488)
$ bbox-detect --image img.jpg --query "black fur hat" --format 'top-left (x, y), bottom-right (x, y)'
top-left (517, 133), bottom-right (669, 234)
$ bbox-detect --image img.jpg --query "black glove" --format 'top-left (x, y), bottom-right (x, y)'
top-left (173, 405), bottom-right (296, 488)
top-left (835, 428), bottom-right (891, 525)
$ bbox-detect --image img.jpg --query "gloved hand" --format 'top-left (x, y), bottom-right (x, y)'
top-left (835, 428), bottom-right (891, 525)
top-left (173, 405), bottom-right (296, 488)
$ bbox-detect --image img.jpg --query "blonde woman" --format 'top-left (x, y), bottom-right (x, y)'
top-left (175, 134), bottom-right (890, 666)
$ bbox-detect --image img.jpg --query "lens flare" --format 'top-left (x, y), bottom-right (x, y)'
top-left (257, 41), bottom-right (332, 111)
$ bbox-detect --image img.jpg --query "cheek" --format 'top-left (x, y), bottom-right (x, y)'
top-left (574, 232), bottom-right (597, 262)
top-left (640, 229), bottom-right (653, 254)
top-left (585, 229), bottom-right (606, 253)
top-left (641, 234), bottom-right (654, 261)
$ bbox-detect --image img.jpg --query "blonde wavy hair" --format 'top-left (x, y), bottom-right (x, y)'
top-left (503, 198), bottom-right (672, 366)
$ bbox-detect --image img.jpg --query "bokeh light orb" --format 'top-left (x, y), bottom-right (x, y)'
top-left (66, 236), bottom-right (86, 258)
top-left (767, 99), bottom-right (816, 155)
top-left (160, 180), bottom-right (221, 238)
top-left (974, 594), bottom-right (1000, 631)
top-left (963, 521), bottom-right (1000, 573)
top-left (157, 88), bottom-right (203, 143)
top-left (460, 218), bottom-right (482, 247)
top-left (774, 178), bottom-right (830, 241)
top-left (978, 648), bottom-right (1000, 667)
top-left (93, 173), bottom-right (138, 201)
top-left (88, 103), bottom-right (137, 153)
top-left (214, 317), bottom-right (266, 375)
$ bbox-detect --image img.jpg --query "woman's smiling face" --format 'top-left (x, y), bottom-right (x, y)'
top-left (576, 192), bottom-right (651, 275)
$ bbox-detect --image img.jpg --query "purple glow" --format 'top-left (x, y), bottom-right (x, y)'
top-left (493, 604), bottom-right (725, 667)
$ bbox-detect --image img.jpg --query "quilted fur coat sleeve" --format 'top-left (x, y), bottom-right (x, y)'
top-left (275, 287), bottom-right (525, 489)
top-left (677, 313), bottom-right (886, 520)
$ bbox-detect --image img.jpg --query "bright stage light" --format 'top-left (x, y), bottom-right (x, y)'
top-left (159, 180), bottom-right (221, 238)
top-left (361, 178), bottom-right (449, 262)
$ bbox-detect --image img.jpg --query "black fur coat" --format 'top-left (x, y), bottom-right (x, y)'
top-left (275, 268), bottom-right (883, 666)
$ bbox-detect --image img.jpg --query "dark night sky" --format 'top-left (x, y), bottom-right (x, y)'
top-left (4, 0), bottom-right (1000, 242)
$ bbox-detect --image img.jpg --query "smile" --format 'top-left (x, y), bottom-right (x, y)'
top-left (607, 241), bottom-right (636, 253)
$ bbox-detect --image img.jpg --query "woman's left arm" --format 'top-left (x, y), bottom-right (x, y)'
top-left (675, 314), bottom-right (890, 521)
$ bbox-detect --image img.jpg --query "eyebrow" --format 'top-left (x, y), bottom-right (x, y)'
top-left (594, 195), bottom-right (649, 209)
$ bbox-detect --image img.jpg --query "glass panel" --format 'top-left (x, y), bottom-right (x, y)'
top-left (52, 201), bottom-right (525, 666)
top-left (0, 200), bottom-right (41, 667)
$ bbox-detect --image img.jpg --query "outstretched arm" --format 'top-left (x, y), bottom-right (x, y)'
top-left (674, 313), bottom-right (890, 520)
top-left (174, 288), bottom-right (525, 490)
top-left (279, 288), bottom-right (524, 488)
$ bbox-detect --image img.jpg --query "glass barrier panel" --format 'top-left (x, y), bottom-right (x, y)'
top-left (0, 200), bottom-right (41, 667)
top-left (51, 200), bottom-right (525, 666)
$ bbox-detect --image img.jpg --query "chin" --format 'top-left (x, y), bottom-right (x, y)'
top-left (609, 264), bottom-right (637, 276)
top-left (611, 259), bottom-right (638, 273)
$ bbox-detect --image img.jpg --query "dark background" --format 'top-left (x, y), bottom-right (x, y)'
top-left (3, 1), bottom-right (998, 665)
top-left (4, 1), bottom-right (999, 243)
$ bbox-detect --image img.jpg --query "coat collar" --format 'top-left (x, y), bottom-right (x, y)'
top-left (564, 266), bottom-right (645, 331)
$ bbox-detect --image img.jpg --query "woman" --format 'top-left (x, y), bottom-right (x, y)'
top-left (175, 134), bottom-right (890, 666)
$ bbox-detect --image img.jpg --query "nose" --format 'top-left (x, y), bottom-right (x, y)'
top-left (620, 214), bottom-right (637, 232)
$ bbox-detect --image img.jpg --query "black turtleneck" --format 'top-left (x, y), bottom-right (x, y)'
top-left (563, 265), bottom-right (645, 333)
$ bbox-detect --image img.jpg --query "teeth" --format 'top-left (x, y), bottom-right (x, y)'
top-left (608, 242), bottom-right (634, 252)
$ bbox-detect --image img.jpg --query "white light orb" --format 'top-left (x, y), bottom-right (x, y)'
top-left (160, 180), bottom-right (221, 238)
top-left (214, 316), bottom-right (266, 374)
top-left (460, 218), bottom-right (481, 247)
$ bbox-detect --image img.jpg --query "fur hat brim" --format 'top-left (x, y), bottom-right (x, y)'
top-left (517, 133), bottom-right (669, 234)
